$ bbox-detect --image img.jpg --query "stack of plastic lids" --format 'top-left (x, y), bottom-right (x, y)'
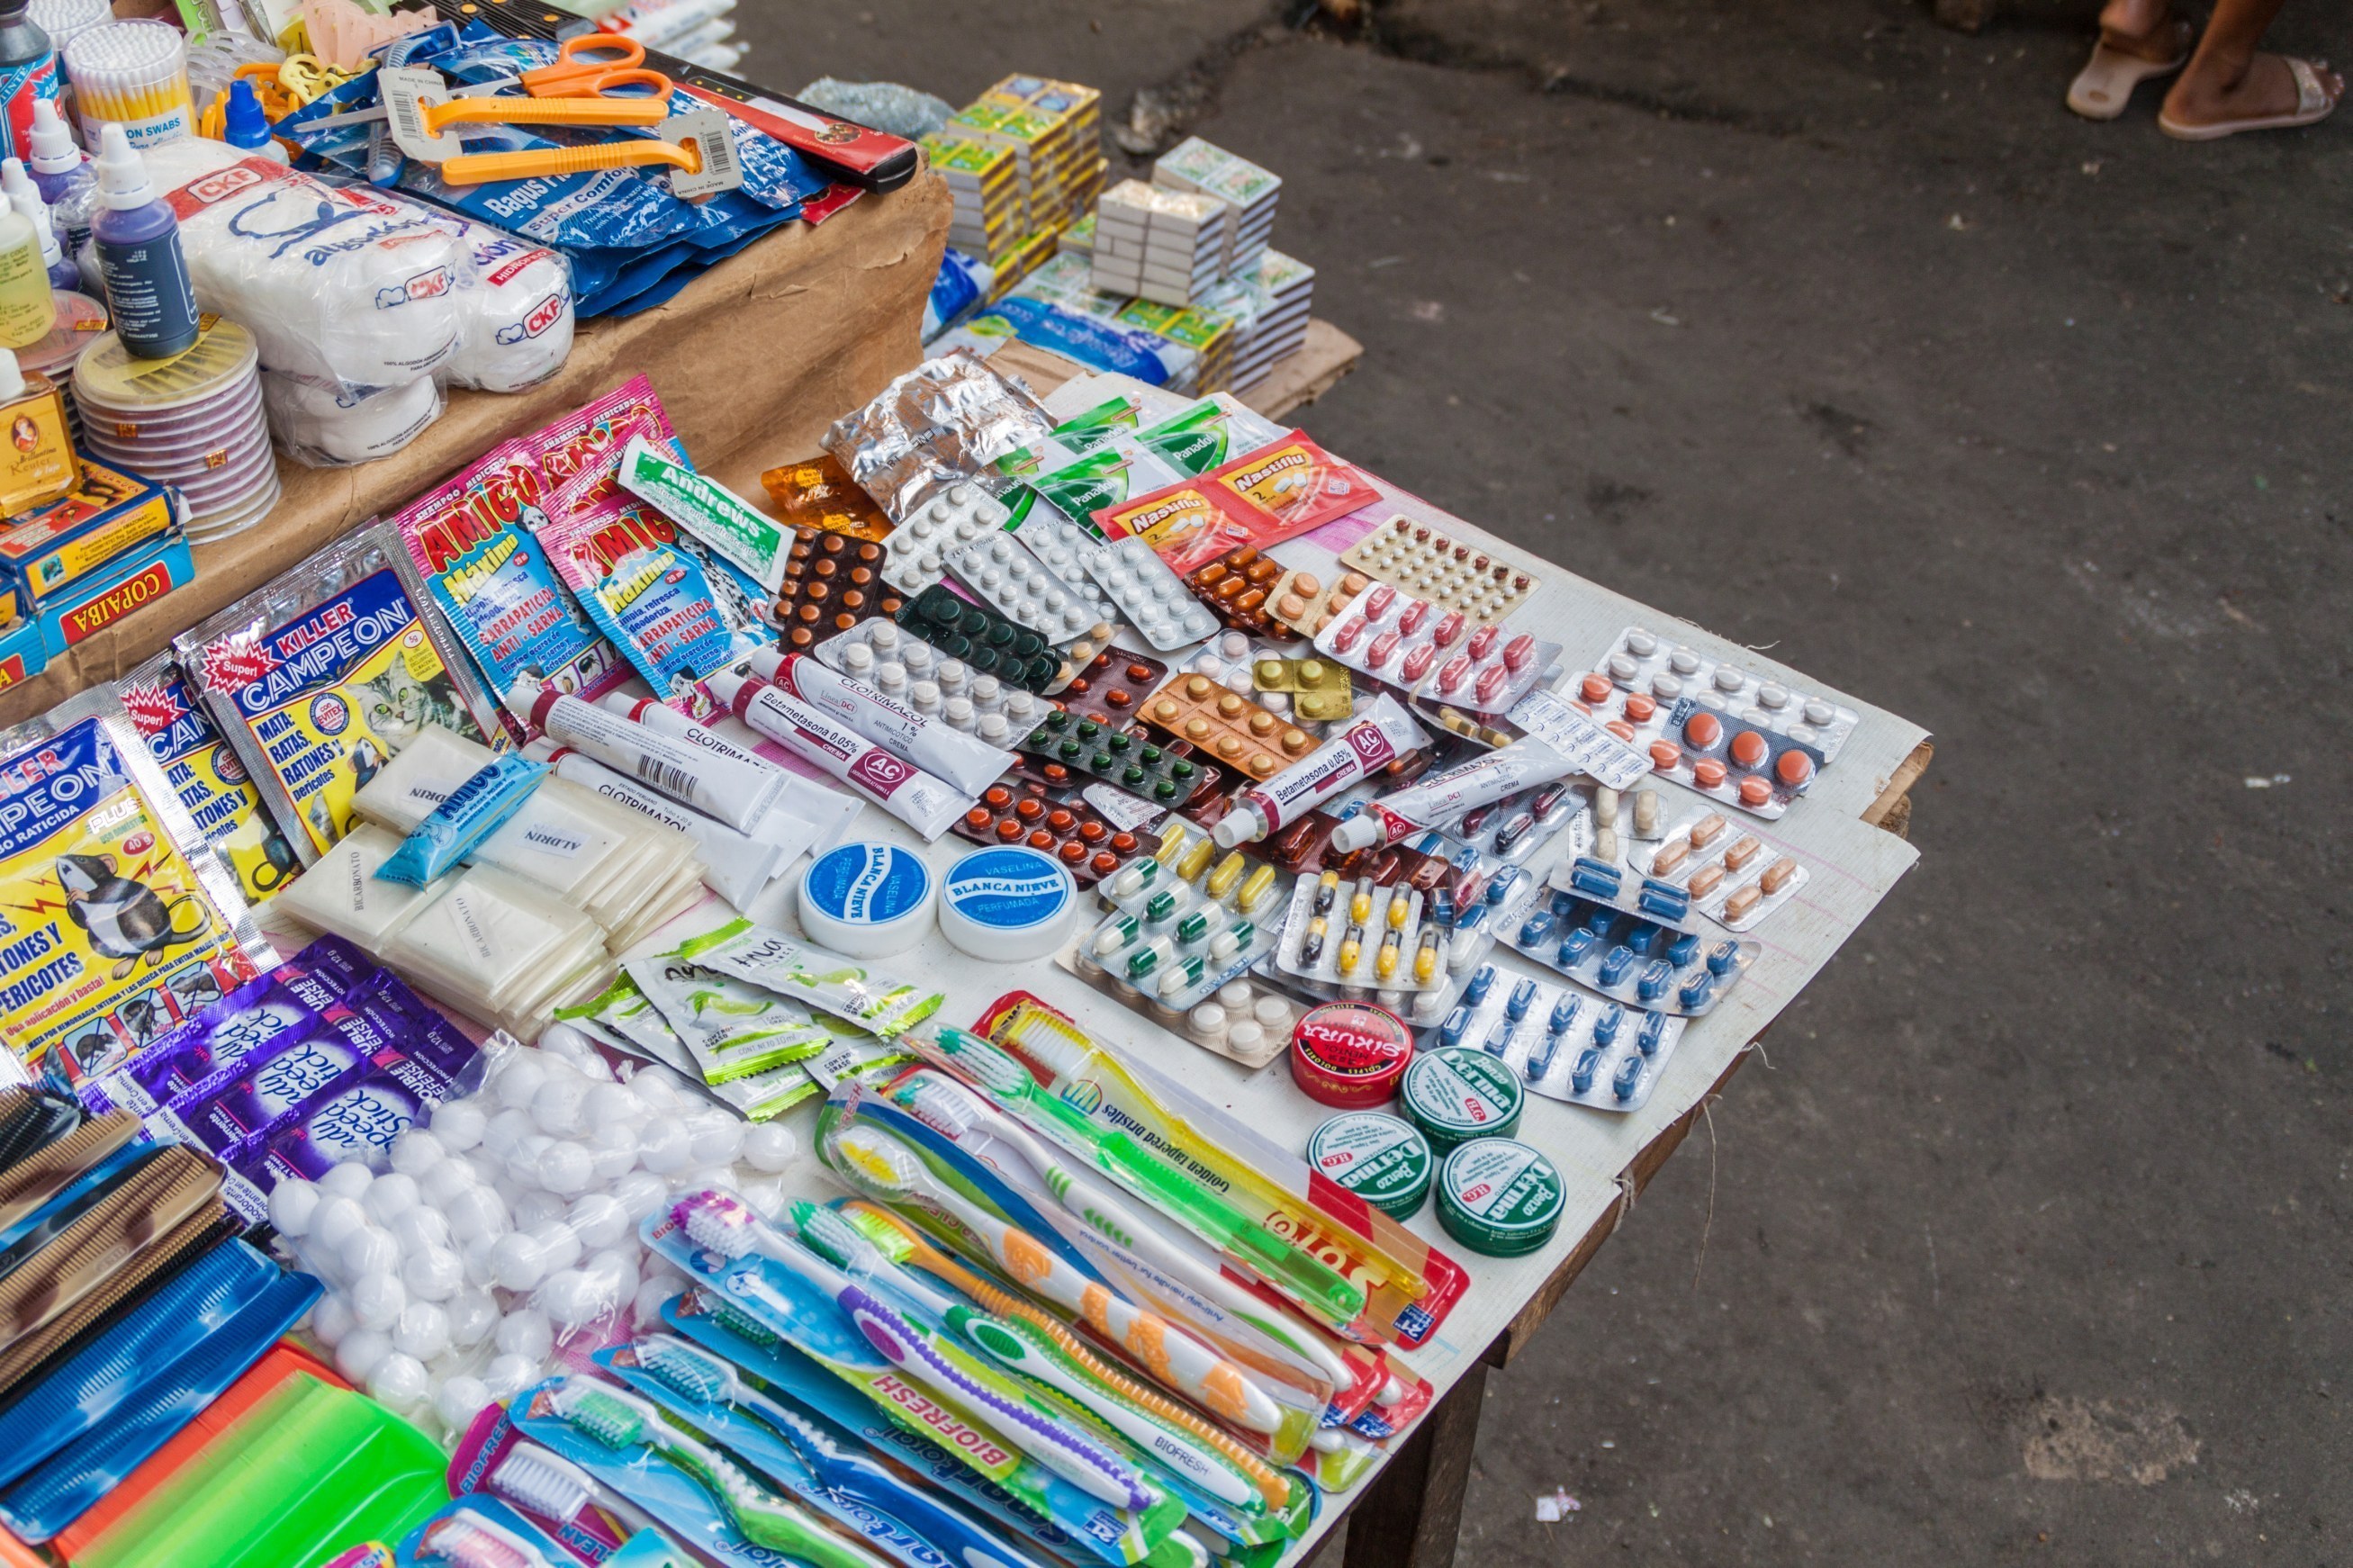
top-left (72, 319), bottom-right (279, 543)
top-left (18, 292), bottom-right (106, 447)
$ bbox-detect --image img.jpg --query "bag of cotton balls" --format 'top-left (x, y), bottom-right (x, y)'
top-left (269, 1023), bottom-right (799, 1436)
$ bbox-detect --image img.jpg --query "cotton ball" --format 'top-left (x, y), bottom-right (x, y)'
top-left (537, 1021), bottom-right (598, 1067)
top-left (676, 1167), bottom-right (735, 1199)
top-left (531, 1077), bottom-right (591, 1137)
top-left (392, 1301), bottom-right (451, 1361)
top-left (317, 1162), bottom-right (374, 1202)
top-left (492, 1054), bottom-right (551, 1110)
top-left (417, 1160), bottom-right (475, 1210)
top-left (627, 1066), bottom-right (686, 1108)
top-left (535, 1140), bottom-right (595, 1196)
top-left (572, 1050), bottom-right (615, 1082)
top-left (515, 1134), bottom-right (556, 1176)
top-left (340, 1225), bottom-right (401, 1281)
top-left (350, 1269), bottom-right (408, 1329)
top-left (586, 1125), bottom-right (638, 1182)
top-left (311, 1195), bottom-right (367, 1252)
top-left (388, 1128), bottom-right (446, 1178)
top-left (582, 1082), bottom-right (644, 1136)
top-left (686, 1113), bottom-right (744, 1167)
top-left (435, 1374), bottom-right (492, 1431)
top-left (634, 1120), bottom-right (691, 1175)
top-left (269, 1178), bottom-right (322, 1237)
top-left (491, 1231), bottom-right (550, 1293)
top-left (584, 1247), bottom-right (637, 1295)
top-left (367, 1351), bottom-right (431, 1412)
top-left (634, 1275), bottom-right (681, 1328)
top-left (461, 1234), bottom-right (502, 1289)
top-left (566, 1193), bottom-right (628, 1250)
top-left (536, 1268), bottom-right (609, 1330)
top-left (430, 1098), bottom-right (489, 1153)
top-left (482, 1353), bottom-right (540, 1402)
top-left (609, 1170), bottom-right (668, 1222)
top-left (364, 1173), bottom-right (420, 1225)
top-left (446, 1186), bottom-right (509, 1245)
top-left (391, 1204), bottom-right (454, 1253)
top-left (510, 1188), bottom-right (567, 1232)
top-left (741, 1122), bottom-right (799, 1174)
top-left (527, 1221), bottom-right (581, 1274)
top-left (309, 1292), bottom-right (356, 1350)
top-left (334, 1327), bottom-right (392, 1384)
top-left (482, 1108), bottom-right (538, 1162)
top-left (401, 1247), bottom-right (464, 1302)
top-left (446, 1288), bottom-right (499, 1347)
top-left (495, 1306), bottom-right (553, 1362)
top-left (737, 1178), bottom-right (786, 1220)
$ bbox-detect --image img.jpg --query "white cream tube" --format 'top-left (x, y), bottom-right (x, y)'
top-left (747, 648), bottom-right (1012, 797)
top-left (529, 691), bottom-right (783, 834)
top-left (1327, 734), bottom-right (1577, 853)
top-left (1212, 696), bottom-right (1429, 848)
top-left (532, 744), bottom-right (784, 911)
top-left (708, 671), bottom-right (969, 842)
top-left (594, 691), bottom-right (834, 856)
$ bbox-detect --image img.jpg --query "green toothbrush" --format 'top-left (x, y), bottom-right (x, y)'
top-left (929, 1027), bottom-right (1364, 1320)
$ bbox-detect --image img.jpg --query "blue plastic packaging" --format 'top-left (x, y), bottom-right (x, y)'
top-left (375, 752), bottom-right (547, 886)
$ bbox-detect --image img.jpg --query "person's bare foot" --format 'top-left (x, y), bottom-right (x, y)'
top-left (2162, 49), bottom-right (2343, 130)
top-left (2098, 0), bottom-right (2190, 63)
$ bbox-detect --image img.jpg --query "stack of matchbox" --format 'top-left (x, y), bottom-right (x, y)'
top-left (1212, 249), bottom-right (1316, 392)
top-left (927, 134), bottom-right (1023, 273)
top-left (1152, 136), bottom-right (1280, 277)
top-left (1090, 181), bottom-right (1231, 308)
top-left (932, 76), bottom-right (1106, 292)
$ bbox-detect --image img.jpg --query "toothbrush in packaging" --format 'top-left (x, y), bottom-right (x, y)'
top-left (664, 1189), bottom-right (1151, 1512)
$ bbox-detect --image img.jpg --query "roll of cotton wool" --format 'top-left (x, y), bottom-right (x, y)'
top-left (139, 137), bottom-right (464, 388)
top-left (435, 217), bottom-right (574, 393)
top-left (262, 371), bottom-right (444, 466)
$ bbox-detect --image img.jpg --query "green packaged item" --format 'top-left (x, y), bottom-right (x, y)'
top-left (1398, 1045), bottom-right (1524, 1154)
top-left (625, 951), bottom-right (838, 1084)
top-left (673, 917), bottom-right (944, 1038)
top-left (1305, 1113), bottom-right (1432, 1221)
top-left (1435, 1138), bottom-right (1565, 1257)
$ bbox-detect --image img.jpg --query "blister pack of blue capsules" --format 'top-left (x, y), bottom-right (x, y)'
top-left (1428, 962), bottom-right (1687, 1113)
top-left (1497, 874), bottom-right (1758, 1017)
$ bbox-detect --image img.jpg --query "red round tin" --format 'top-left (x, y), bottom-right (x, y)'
top-left (1289, 1000), bottom-right (1415, 1107)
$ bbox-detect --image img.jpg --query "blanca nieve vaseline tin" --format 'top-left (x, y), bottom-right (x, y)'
top-left (1398, 1045), bottom-right (1523, 1154)
top-left (797, 841), bottom-right (936, 957)
top-left (1289, 1000), bottom-right (1414, 1107)
top-left (936, 843), bottom-right (1077, 960)
top-left (1436, 1137), bottom-right (1565, 1257)
top-left (1307, 1112), bottom-right (1433, 1221)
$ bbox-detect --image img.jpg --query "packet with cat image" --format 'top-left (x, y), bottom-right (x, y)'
top-left (114, 652), bottom-right (304, 907)
top-left (175, 525), bottom-right (507, 870)
top-left (0, 686), bottom-right (273, 1079)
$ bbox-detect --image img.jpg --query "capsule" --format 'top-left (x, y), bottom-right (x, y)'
top-left (1237, 863), bottom-right (1278, 913)
top-left (1111, 860), bottom-right (1158, 899)
top-left (1158, 957), bottom-right (1206, 997)
top-left (1375, 932), bottom-right (1402, 981)
top-left (1593, 1004), bottom-right (1625, 1047)
top-left (1210, 920), bottom-right (1255, 961)
top-left (1460, 802), bottom-right (1496, 837)
top-left (1637, 1010), bottom-right (1669, 1056)
top-left (1571, 1045), bottom-right (1604, 1095)
top-left (1176, 910), bottom-right (1212, 946)
top-left (1598, 945), bottom-right (1636, 987)
top-left (1530, 781), bottom-right (1571, 821)
top-left (1526, 1029), bottom-right (1564, 1081)
top-left (1611, 1053), bottom-right (1643, 1102)
top-left (1666, 931), bottom-right (1701, 968)
top-left (1302, 915), bottom-right (1329, 965)
top-left (1205, 852), bottom-right (1246, 901)
top-left (1627, 921), bottom-right (1663, 957)
top-left (1126, 942), bottom-right (1168, 981)
top-left (1413, 927), bottom-right (1441, 983)
top-left (1464, 965), bottom-right (1497, 1006)
top-left (1518, 911), bottom-right (1555, 946)
top-left (1431, 888), bottom-right (1457, 930)
top-left (1386, 892), bottom-right (1411, 931)
top-left (1493, 811), bottom-right (1537, 854)
top-left (1505, 977), bottom-right (1537, 1022)
top-left (1487, 867), bottom-right (1524, 907)
top-left (1637, 879), bottom-right (1690, 923)
top-left (1567, 858), bottom-right (1623, 900)
top-left (1312, 870), bottom-right (1340, 916)
top-left (1438, 1005), bottom-right (1474, 1049)
top-left (1176, 836), bottom-right (1217, 883)
top-left (1636, 960), bottom-right (1674, 1003)
top-left (1145, 891), bottom-right (1178, 925)
top-left (1546, 996), bottom-right (1581, 1036)
top-left (1339, 922), bottom-right (1366, 976)
top-left (1483, 1022), bottom-right (1513, 1059)
top-left (1558, 927), bottom-right (1600, 969)
top-left (1349, 878), bottom-right (1374, 925)
top-left (1679, 972), bottom-right (1714, 1010)
top-left (1706, 940), bottom-right (1742, 977)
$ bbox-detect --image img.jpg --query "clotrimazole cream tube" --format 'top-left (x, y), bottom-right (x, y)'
top-left (527, 742), bottom-right (785, 910)
top-left (594, 691), bottom-right (832, 855)
top-left (706, 671), bottom-right (969, 842)
top-left (529, 690), bottom-right (783, 835)
top-left (746, 646), bottom-right (1012, 797)
top-left (1326, 733), bottom-right (1579, 853)
top-left (1213, 695), bottom-right (1429, 848)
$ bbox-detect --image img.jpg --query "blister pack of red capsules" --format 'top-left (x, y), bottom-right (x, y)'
top-left (1573, 626), bottom-right (1857, 819)
top-left (1314, 583), bottom-right (1560, 716)
top-left (533, 374), bottom-right (682, 515)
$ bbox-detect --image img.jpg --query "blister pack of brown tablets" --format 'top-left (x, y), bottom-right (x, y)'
top-left (1140, 672), bottom-right (1317, 780)
top-left (1056, 649), bottom-right (1172, 726)
top-left (1182, 544), bottom-right (1297, 640)
top-left (1252, 656), bottom-right (1355, 721)
top-left (1266, 567), bottom-right (1369, 637)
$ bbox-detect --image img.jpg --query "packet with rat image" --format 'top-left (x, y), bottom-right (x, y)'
top-left (114, 653), bottom-right (303, 906)
top-left (0, 685), bottom-right (273, 1078)
top-left (174, 525), bottom-right (507, 870)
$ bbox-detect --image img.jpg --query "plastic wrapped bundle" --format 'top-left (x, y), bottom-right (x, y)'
top-left (139, 137), bottom-right (464, 390)
top-left (797, 77), bottom-right (954, 140)
top-left (263, 371), bottom-right (445, 467)
top-left (430, 216), bottom-right (574, 393)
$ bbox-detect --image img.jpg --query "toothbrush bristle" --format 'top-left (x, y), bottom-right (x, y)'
top-left (842, 1203), bottom-right (918, 1261)
top-left (934, 1028), bottom-right (1026, 1092)
top-left (419, 1515), bottom-right (542, 1568)
top-left (830, 1127), bottom-right (921, 1196)
top-left (674, 1189), bottom-right (761, 1257)
top-left (897, 1075), bottom-right (978, 1137)
top-left (689, 1289), bottom-right (783, 1348)
top-left (636, 1335), bottom-right (734, 1404)
top-left (791, 1201), bottom-right (872, 1269)
top-left (555, 1383), bottom-right (647, 1450)
top-left (487, 1445), bottom-right (594, 1526)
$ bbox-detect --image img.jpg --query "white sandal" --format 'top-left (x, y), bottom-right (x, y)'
top-left (2067, 18), bottom-right (2193, 121)
top-left (2159, 56), bottom-right (2339, 140)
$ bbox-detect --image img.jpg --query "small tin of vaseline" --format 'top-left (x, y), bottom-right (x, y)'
top-left (1398, 1045), bottom-right (1523, 1153)
top-left (798, 841), bottom-right (936, 957)
top-left (1436, 1137), bottom-right (1565, 1257)
top-left (937, 843), bottom-right (1077, 960)
top-left (1306, 1112), bottom-right (1433, 1220)
top-left (1288, 1000), bottom-right (1414, 1107)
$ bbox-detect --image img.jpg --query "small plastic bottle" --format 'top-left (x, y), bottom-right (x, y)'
top-left (0, 345), bottom-right (75, 514)
top-left (0, 162), bottom-right (44, 347)
top-left (219, 78), bottom-right (286, 164)
top-left (90, 122), bottom-right (196, 358)
top-left (1, 158), bottom-right (71, 290)
top-left (0, 2), bottom-right (55, 168)
top-left (24, 100), bottom-right (90, 260)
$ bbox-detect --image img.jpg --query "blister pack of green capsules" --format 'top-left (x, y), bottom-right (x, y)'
top-left (174, 525), bottom-right (507, 870)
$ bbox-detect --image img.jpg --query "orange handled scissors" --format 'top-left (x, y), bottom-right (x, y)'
top-left (518, 34), bottom-right (671, 98)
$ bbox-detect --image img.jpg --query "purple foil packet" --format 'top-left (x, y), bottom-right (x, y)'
top-left (253, 1029), bottom-right (484, 1180)
top-left (169, 1002), bottom-right (406, 1163)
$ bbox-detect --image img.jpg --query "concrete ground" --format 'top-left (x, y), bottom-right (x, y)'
top-left (742, 1), bottom-right (2348, 1560)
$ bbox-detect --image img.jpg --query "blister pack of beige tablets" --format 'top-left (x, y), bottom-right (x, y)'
top-left (1627, 807), bottom-right (1808, 932)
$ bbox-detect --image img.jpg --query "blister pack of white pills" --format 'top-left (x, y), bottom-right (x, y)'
top-left (1426, 963), bottom-right (1685, 1113)
top-left (1274, 874), bottom-right (1446, 996)
top-left (1077, 536), bottom-right (1221, 650)
top-left (1627, 809), bottom-right (1808, 932)
top-left (879, 482), bottom-right (1013, 593)
top-left (946, 531), bottom-right (1110, 643)
top-left (816, 622), bottom-right (1051, 747)
top-left (1338, 516), bottom-right (1543, 626)
top-left (1498, 875), bottom-right (1757, 1017)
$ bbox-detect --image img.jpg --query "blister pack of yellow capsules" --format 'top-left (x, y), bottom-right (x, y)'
top-left (115, 652), bottom-right (303, 907)
top-left (0, 685), bottom-right (274, 1079)
top-left (173, 524), bottom-right (506, 870)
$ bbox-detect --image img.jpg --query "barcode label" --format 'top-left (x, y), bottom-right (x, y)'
top-left (633, 753), bottom-right (699, 800)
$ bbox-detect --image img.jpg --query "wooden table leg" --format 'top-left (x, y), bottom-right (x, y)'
top-left (1339, 1348), bottom-right (1494, 1568)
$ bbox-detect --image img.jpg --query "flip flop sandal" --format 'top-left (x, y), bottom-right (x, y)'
top-left (2159, 56), bottom-right (2339, 140)
top-left (2067, 18), bottom-right (2194, 121)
